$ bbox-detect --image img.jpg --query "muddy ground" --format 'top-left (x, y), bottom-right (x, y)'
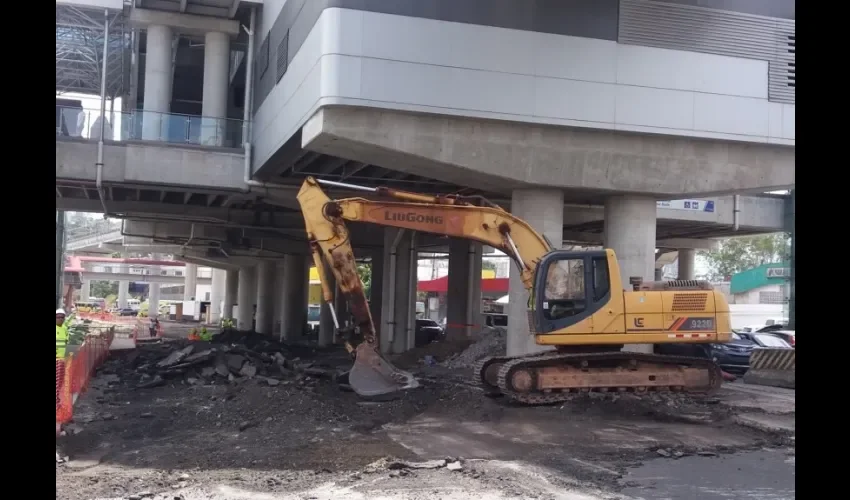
top-left (56, 333), bottom-right (794, 500)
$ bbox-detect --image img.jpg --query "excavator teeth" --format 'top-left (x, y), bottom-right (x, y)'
top-left (348, 343), bottom-right (419, 397)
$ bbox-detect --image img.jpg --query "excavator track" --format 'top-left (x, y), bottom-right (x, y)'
top-left (473, 356), bottom-right (514, 395)
top-left (494, 352), bottom-right (722, 405)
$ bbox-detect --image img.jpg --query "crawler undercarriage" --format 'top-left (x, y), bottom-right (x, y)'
top-left (473, 349), bottom-right (722, 405)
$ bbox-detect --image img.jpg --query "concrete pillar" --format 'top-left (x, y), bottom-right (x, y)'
top-left (508, 189), bottom-right (564, 357)
top-left (183, 263), bottom-right (198, 300)
top-left (149, 283), bottom-right (161, 319)
top-left (236, 266), bottom-right (256, 330)
top-left (210, 268), bottom-right (226, 324)
top-left (141, 24), bottom-right (173, 140)
top-left (148, 253), bottom-right (162, 319)
top-left (369, 252), bottom-right (384, 337)
top-left (318, 262), bottom-right (336, 347)
top-left (80, 280), bottom-right (91, 301)
top-left (255, 261), bottom-right (275, 335)
top-left (118, 280), bottom-right (129, 309)
top-left (603, 195), bottom-right (657, 354)
top-left (201, 31), bottom-right (230, 146)
top-left (677, 249), bottom-right (695, 280)
top-left (279, 255), bottom-right (309, 341)
top-left (446, 239), bottom-right (483, 341)
top-left (379, 229), bottom-right (416, 354)
top-left (223, 269), bottom-right (239, 319)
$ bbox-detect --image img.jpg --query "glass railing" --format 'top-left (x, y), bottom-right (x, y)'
top-left (56, 106), bottom-right (244, 148)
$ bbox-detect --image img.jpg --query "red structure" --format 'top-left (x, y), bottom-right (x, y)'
top-left (417, 276), bottom-right (509, 294)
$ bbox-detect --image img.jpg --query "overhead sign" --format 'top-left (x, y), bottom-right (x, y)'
top-left (657, 199), bottom-right (715, 213)
top-left (766, 267), bottom-right (791, 278)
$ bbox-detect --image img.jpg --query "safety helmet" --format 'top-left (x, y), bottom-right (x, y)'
top-left (56, 308), bottom-right (67, 316)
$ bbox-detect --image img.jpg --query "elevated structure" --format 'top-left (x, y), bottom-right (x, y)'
top-left (56, 0), bottom-right (795, 354)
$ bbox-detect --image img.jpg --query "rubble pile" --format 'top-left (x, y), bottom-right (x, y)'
top-left (102, 331), bottom-right (345, 390)
top-left (442, 327), bottom-right (507, 369)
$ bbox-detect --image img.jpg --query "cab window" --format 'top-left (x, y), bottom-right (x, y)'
top-left (543, 258), bottom-right (586, 320)
top-left (592, 257), bottom-right (610, 302)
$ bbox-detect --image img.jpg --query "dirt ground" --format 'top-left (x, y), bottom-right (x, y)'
top-left (56, 334), bottom-right (794, 500)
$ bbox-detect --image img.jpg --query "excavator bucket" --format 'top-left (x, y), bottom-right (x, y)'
top-left (348, 343), bottom-right (419, 397)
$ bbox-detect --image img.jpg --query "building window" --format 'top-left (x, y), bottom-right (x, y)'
top-left (758, 291), bottom-right (785, 304)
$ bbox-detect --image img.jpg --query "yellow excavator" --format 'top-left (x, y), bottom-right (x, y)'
top-left (297, 177), bottom-right (732, 404)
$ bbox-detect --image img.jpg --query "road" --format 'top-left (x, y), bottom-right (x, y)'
top-left (57, 337), bottom-right (795, 500)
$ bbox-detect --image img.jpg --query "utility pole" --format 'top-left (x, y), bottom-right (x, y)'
top-left (786, 189), bottom-right (795, 329)
top-left (56, 210), bottom-right (66, 308)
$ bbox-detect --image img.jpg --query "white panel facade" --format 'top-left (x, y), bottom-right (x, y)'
top-left (252, 8), bottom-right (795, 169)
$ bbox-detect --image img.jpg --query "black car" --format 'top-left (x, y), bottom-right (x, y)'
top-left (414, 319), bottom-right (444, 347)
top-left (118, 307), bottom-right (137, 316)
top-left (655, 333), bottom-right (755, 374)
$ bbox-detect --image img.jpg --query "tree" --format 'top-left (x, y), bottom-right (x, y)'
top-left (356, 263), bottom-right (372, 299)
top-left (90, 280), bottom-right (118, 298)
top-left (698, 233), bottom-right (789, 281)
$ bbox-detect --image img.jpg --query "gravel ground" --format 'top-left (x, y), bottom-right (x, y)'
top-left (56, 335), bottom-right (793, 500)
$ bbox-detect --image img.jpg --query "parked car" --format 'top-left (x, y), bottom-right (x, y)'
top-left (117, 307), bottom-right (137, 316)
top-left (757, 327), bottom-right (795, 348)
top-left (736, 332), bottom-right (793, 349)
top-left (414, 318), bottom-right (444, 347)
top-left (655, 332), bottom-right (755, 375)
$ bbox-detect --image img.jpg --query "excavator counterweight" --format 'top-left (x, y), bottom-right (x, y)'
top-left (296, 177), bottom-right (731, 402)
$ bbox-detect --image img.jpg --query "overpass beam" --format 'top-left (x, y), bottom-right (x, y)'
top-left (507, 189), bottom-right (563, 357)
top-left (604, 196), bottom-right (657, 354)
top-left (142, 24), bottom-right (174, 140)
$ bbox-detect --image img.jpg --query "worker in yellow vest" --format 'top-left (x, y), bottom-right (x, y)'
top-left (56, 308), bottom-right (70, 359)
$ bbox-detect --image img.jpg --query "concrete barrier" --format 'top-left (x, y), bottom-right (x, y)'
top-left (743, 348), bottom-right (795, 389)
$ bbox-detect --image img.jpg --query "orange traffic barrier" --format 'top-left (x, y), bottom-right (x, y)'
top-left (56, 332), bottom-right (116, 428)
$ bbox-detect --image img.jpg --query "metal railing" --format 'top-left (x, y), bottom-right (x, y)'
top-left (56, 106), bottom-right (244, 148)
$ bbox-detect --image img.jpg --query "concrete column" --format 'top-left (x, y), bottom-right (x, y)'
top-left (273, 264), bottom-right (285, 335)
top-left (201, 31), bottom-right (230, 146)
top-left (80, 280), bottom-right (91, 301)
top-left (603, 195), bottom-right (657, 354)
top-left (446, 239), bottom-right (483, 341)
top-left (255, 261), bottom-right (275, 335)
top-left (210, 268), bottom-right (226, 324)
top-left (183, 263), bottom-right (198, 300)
top-left (677, 249), bottom-right (695, 280)
top-left (368, 252), bottom-right (384, 337)
top-left (148, 253), bottom-right (161, 319)
top-left (318, 262), bottom-right (336, 347)
top-left (508, 189), bottom-right (564, 357)
top-left (148, 283), bottom-right (161, 319)
top-left (141, 24), bottom-right (173, 140)
top-left (279, 255), bottom-right (310, 341)
top-left (118, 280), bottom-right (129, 309)
top-left (379, 228), bottom-right (415, 354)
top-left (236, 266), bottom-right (256, 330)
top-left (223, 269), bottom-right (239, 319)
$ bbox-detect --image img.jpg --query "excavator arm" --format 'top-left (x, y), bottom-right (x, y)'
top-left (296, 176), bottom-right (552, 396)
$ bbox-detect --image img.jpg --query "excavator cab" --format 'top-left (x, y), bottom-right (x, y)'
top-left (531, 250), bottom-right (613, 335)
